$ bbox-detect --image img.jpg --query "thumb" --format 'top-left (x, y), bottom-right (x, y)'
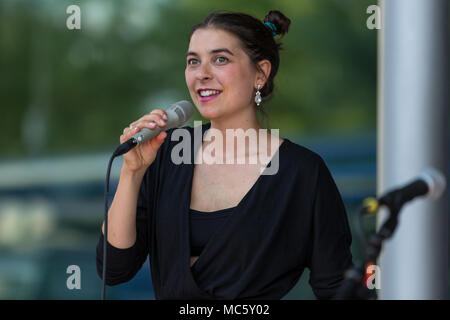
top-left (150, 131), bottom-right (167, 148)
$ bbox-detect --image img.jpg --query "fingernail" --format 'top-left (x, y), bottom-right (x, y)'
top-left (148, 122), bottom-right (156, 127)
top-left (159, 119), bottom-right (166, 125)
top-left (163, 114), bottom-right (168, 120)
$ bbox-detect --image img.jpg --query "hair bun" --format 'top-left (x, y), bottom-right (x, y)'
top-left (264, 10), bottom-right (291, 36)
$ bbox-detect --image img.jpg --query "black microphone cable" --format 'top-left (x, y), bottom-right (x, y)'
top-left (102, 154), bottom-right (114, 300)
top-left (102, 139), bottom-right (137, 300)
top-left (99, 101), bottom-right (194, 299)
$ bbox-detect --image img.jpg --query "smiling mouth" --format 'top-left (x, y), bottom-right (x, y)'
top-left (197, 89), bottom-right (222, 102)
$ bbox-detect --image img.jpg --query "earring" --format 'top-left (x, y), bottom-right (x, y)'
top-left (255, 84), bottom-right (262, 106)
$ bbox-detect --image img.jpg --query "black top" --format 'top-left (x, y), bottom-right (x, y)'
top-left (96, 122), bottom-right (353, 300)
top-left (189, 207), bottom-right (235, 256)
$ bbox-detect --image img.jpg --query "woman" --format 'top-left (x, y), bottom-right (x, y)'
top-left (96, 10), bottom-right (353, 300)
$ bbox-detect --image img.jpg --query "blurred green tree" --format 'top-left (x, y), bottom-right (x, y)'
top-left (1, 0), bottom-right (377, 156)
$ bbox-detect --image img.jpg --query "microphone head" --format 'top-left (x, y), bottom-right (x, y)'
top-left (167, 100), bottom-right (195, 125)
top-left (419, 167), bottom-right (447, 200)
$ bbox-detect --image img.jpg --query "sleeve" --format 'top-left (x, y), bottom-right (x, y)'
top-left (306, 157), bottom-right (354, 300)
top-left (95, 166), bottom-right (153, 286)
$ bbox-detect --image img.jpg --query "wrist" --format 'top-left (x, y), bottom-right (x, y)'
top-left (120, 165), bottom-right (146, 182)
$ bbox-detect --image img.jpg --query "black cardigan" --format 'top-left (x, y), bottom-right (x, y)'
top-left (96, 121), bottom-right (353, 299)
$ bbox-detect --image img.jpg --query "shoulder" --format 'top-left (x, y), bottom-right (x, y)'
top-left (281, 138), bottom-right (327, 173)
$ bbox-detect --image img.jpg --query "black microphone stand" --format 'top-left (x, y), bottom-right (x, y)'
top-left (334, 193), bottom-right (405, 300)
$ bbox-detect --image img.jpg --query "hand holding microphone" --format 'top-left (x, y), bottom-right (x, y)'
top-left (120, 109), bottom-right (168, 174)
top-left (114, 100), bottom-right (194, 174)
top-left (101, 100), bottom-right (194, 300)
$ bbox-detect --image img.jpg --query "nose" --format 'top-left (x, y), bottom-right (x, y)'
top-left (196, 62), bottom-right (212, 81)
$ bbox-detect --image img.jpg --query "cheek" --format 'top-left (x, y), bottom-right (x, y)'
top-left (220, 66), bottom-right (253, 93)
top-left (184, 69), bottom-right (192, 89)
top-left (227, 73), bottom-right (254, 101)
top-left (185, 69), bottom-right (195, 90)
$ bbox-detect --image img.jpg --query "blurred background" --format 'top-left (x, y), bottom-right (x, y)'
top-left (0, 0), bottom-right (445, 299)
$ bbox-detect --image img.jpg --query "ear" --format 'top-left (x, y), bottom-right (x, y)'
top-left (254, 60), bottom-right (271, 89)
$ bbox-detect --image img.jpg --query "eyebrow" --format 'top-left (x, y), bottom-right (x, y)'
top-left (186, 48), bottom-right (234, 58)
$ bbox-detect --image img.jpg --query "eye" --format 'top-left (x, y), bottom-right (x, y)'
top-left (215, 56), bottom-right (229, 64)
top-left (187, 58), bottom-right (199, 66)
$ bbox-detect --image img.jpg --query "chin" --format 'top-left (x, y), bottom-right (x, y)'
top-left (197, 104), bottom-right (221, 119)
top-left (199, 110), bottom-right (220, 121)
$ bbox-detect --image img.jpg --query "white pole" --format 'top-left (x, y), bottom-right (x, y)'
top-left (377, 0), bottom-right (449, 299)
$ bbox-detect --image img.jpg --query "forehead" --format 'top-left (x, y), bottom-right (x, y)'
top-left (188, 28), bottom-right (242, 53)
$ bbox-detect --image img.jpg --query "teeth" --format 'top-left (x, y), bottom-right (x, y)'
top-left (199, 90), bottom-right (220, 97)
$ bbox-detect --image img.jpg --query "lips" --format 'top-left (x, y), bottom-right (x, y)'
top-left (197, 88), bottom-right (222, 102)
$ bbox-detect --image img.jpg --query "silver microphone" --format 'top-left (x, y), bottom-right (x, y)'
top-left (113, 100), bottom-right (195, 156)
top-left (131, 100), bottom-right (195, 144)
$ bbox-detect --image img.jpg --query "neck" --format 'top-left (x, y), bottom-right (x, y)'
top-left (206, 105), bottom-right (262, 135)
top-left (202, 107), bottom-right (271, 162)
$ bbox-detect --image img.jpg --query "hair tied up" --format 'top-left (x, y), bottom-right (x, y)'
top-left (264, 22), bottom-right (277, 36)
top-left (263, 10), bottom-right (291, 37)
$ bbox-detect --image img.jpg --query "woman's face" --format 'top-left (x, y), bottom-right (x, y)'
top-left (185, 28), bottom-right (259, 121)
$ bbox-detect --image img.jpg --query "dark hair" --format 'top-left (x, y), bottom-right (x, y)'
top-left (189, 10), bottom-right (291, 124)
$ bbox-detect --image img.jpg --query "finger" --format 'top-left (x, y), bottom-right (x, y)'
top-left (133, 121), bottom-right (157, 133)
top-left (122, 125), bottom-right (138, 141)
top-left (126, 120), bottom-right (166, 145)
top-left (129, 113), bottom-right (165, 128)
top-left (158, 131), bottom-right (167, 139)
top-left (120, 131), bottom-right (128, 143)
top-left (150, 109), bottom-right (168, 121)
top-left (148, 131), bottom-right (167, 149)
top-left (134, 118), bottom-right (166, 132)
top-left (131, 111), bottom-right (165, 127)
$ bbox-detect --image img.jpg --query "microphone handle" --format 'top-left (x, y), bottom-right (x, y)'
top-left (132, 127), bottom-right (163, 145)
top-left (113, 123), bottom-right (172, 157)
top-left (131, 108), bottom-right (180, 144)
top-left (379, 179), bottom-right (428, 208)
